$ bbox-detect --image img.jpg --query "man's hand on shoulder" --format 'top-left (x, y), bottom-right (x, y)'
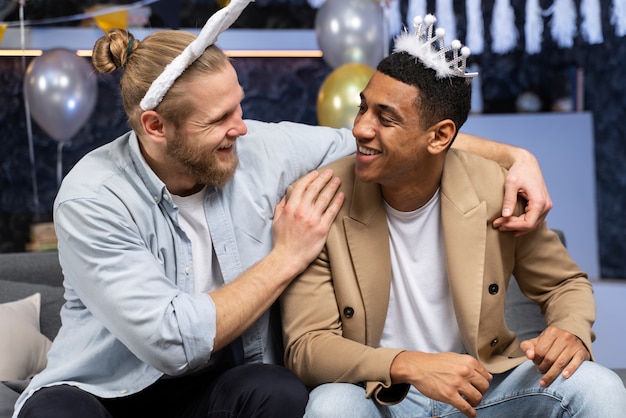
top-left (272, 169), bottom-right (344, 276)
top-left (452, 133), bottom-right (552, 235)
top-left (492, 148), bottom-right (552, 235)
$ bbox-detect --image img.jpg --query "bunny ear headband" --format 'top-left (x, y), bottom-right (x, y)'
top-left (140, 0), bottom-right (253, 111)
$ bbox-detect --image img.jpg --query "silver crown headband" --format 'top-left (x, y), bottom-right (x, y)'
top-left (140, 0), bottom-right (253, 111)
top-left (394, 14), bottom-right (478, 80)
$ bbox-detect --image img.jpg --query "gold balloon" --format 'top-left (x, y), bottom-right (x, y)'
top-left (317, 63), bottom-right (376, 129)
top-left (216, 0), bottom-right (230, 7)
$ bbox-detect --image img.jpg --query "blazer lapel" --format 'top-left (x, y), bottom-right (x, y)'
top-left (344, 179), bottom-right (392, 347)
top-left (440, 150), bottom-right (487, 351)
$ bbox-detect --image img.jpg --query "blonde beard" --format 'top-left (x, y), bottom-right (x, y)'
top-left (167, 131), bottom-right (239, 189)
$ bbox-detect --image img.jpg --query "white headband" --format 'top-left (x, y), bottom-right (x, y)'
top-left (140, 0), bottom-right (253, 111)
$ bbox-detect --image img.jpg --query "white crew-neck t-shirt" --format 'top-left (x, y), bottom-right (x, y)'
top-left (379, 190), bottom-right (465, 354)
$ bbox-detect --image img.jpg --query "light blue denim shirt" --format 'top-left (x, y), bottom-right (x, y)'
top-left (13, 120), bottom-right (356, 416)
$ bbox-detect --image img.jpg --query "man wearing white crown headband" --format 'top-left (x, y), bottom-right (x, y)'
top-left (14, 2), bottom-right (559, 417)
top-left (282, 14), bottom-right (626, 418)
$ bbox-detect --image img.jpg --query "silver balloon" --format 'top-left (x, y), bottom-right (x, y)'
top-left (315, 0), bottom-right (386, 69)
top-left (24, 48), bottom-right (97, 142)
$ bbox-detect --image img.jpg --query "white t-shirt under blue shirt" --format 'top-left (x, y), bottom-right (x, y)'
top-left (171, 186), bottom-right (222, 294)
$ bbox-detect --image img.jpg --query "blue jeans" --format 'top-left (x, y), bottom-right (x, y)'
top-left (305, 360), bottom-right (626, 417)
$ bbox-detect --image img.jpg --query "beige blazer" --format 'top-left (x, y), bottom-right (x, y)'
top-left (281, 149), bottom-right (595, 405)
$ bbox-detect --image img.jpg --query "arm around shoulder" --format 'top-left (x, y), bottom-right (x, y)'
top-left (453, 132), bottom-right (552, 234)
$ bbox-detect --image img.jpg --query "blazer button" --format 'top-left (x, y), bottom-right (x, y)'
top-left (488, 283), bottom-right (499, 294)
top-left (490, 337), bottom-right (499, 347)
top-left (343, 307), bottom-right (354, 318)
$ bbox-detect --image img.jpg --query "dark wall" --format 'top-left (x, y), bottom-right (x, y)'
top-left (1, 0), bottom-right (625, 279)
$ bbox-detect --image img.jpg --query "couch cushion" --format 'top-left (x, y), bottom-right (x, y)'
top-left (0, 280), bottom-right (64, 341)
top-left (0, 382), bottom-right (19, 418)
top-left (505, 278), bottom-right (546, 342)
top-left (0, 294), bottom-right (51, 381)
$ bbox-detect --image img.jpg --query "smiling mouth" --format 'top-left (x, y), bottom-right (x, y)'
top-left (358, 145), bottom-right (380, 156)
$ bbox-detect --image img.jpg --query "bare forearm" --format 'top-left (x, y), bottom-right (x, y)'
top-left (209, 169), bottom-right (344, 352)
top-left (209, 249), bottom-right (299, 351)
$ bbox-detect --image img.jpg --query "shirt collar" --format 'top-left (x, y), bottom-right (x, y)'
top-left (127, 131), bottom-right (173, 206)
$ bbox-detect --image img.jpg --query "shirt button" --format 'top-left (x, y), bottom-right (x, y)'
top-left (488, 283), bottom-right (499, 294)
top-left (153, 195), bottom-right (159, 202)
top-left (119, 389), bottom-right (128, 394)
top-left (163, 194), bottom-right (170, 201)
top-left (343, 307), bottom-right (354, 318)
top-left (185, 266), bottom-right (191, 275)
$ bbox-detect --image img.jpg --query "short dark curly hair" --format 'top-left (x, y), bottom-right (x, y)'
top-left (376, 51), bottom-right (472, 136)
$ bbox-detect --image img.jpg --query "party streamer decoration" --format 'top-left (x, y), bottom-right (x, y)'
top-left (524, 0), bottom-right (543, 54)
top-left (490, 0), bottom-right (518, 54)
top-left (611, 0), bottom-right (626, 36)
top-left (581, 0), bottom-right (603, 44)
top-left (2, 0), bottom-right (157, 27)
top-left (436, 0), bottom-right (457, 43)
top-left (465, 0), bottom-right (484, 54)
top-left (550, 0), bottom-right (577, 48)
top-left (10, 0), bottom-right (626, 59)
top-left (385, 0), bottom-right (403, 36)
top-left (92, 7), bottom-right (129, 32)
top-left (407, 0), bottom-right (427, 29)
top-left (307, 0), bottom-right (326, 8)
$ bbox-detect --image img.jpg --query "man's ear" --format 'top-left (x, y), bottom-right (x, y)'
top-left (428, 119), bottom-right (457, 154)
top-left (140, 110), bottom-right (167, 144)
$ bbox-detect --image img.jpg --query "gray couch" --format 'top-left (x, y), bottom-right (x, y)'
top-left (0, 251), bottom-right (624, 417)
top-left (0, 252), bottom-right (65, 418)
